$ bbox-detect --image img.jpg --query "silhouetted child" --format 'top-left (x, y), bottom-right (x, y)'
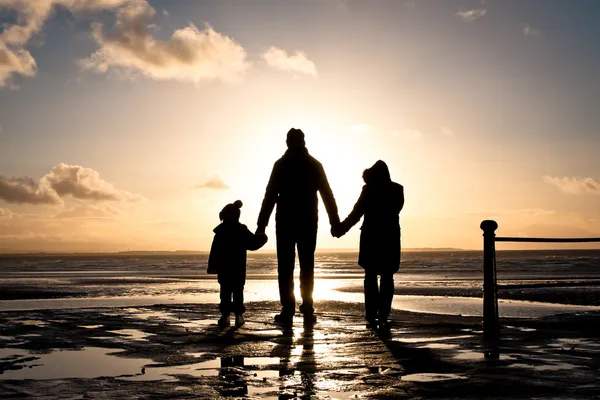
top-left (208, 200), bottom-right (268, 328)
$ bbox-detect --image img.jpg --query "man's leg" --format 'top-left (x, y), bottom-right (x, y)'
top-left (276, 230), bottom-right (297, 317)
top-left (297, 228), bottom-right (317, 315)
top-left (363, 272), bottom-right (379, 322)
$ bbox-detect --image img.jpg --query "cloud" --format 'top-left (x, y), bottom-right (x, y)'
top-left (0, 163), bottom-right (140, 204)
top-left (523, 24), bottom-right (540, 37)
top-left (441, 126), bottom-right (455, 137)
top-left (456, 8), bottom-right (487, 21)
top-left (195, 176), bottom-right (229, 190)
top-left (263, 47), bottom-right (317, 77)
top-left (0, 176), bottom-right (61, 204)
top-left (543, 176), bottom-right (600, 195)
top-left (42, 163), bottom-right (140, 201)
top-left (0, 207), bottom-right (13, 219)
top-left (0, 0), bottom-right (247, 87)
top-left (0, 0), bottom-right (132, 87)
top-left (79, 1), bottom-right (248, 83)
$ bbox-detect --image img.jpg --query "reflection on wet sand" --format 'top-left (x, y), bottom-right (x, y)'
top-left (1, 302), bottom-right (599, 399)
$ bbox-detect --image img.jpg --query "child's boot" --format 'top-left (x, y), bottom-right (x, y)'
top-left (218, 314), bottom-right (230, 328)
top-left (235, 314), bottom-right (245, 327)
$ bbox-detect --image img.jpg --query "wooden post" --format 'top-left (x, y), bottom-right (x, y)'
top-left (481, 220), bottom-right (499, 358)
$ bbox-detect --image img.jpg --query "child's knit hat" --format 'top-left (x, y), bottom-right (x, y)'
top-left (219, 200), bottom-right (243, 222)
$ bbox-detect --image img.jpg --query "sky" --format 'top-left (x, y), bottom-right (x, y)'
top-left (0, 0), bottom-right (599, 253)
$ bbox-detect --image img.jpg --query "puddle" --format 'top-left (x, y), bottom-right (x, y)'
top-left (80, 325), bottom-right (103, 329)
top-left (0, 348), bottom-right (30, 359)
top-left (0, 347), bottom-right (152, 380)
top-left (0, 336), bottom-right (14, 341)
top-left (178, 320), bottom-right (214, 328)
top-left (121, 361), bottom-right (220, 382)
top-left (401, 373), bottom-right (467, 382)
top-left (417, 343), bottom-right (458, 350)
top-left (315, 391), bottom-right (364, 399)
top-left (395, 335), bottom-right (473, 343)
top-left (254, 370), bottom-right (280, 379)
top-left (509, 362), bottom-right (578, 371)
top-left (123, 310), bottom-right (177, 320)
top-left (15, 320), bottom-right (48, 327)
top-left (107, 329), bottom-right (152, 341)
top-left (245, 357), bottom-right (279, 366)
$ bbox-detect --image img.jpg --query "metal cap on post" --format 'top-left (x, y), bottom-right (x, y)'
top-left (481, 220), bottom-right (499, 359)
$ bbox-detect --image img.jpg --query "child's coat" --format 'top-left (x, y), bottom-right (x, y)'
top-left (208, 222), bottom-right (267, 285)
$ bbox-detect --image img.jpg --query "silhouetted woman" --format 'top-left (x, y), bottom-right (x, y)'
top-left (336, 160), bottom-right (404, 331)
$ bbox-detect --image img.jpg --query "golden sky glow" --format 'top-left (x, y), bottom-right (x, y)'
top-left (1, 0), bottom-right (599, 252)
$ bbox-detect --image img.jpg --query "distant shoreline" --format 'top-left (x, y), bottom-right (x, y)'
top-left (2, 247), bottom-right (600, 257)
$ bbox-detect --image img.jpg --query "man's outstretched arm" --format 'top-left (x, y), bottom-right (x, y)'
top-left (256, 163), bottom-right (279, 232)
top-left (317, 163), bottom-right (340, 227)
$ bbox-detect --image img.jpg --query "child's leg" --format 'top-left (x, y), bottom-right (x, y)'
top-left (232, 285), bottom-right (246, 316)
top-left (219, 284), bottom-right (233, 316)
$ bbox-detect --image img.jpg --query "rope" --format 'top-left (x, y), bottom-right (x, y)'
top-left (495, 237), bottom-right (600, 243)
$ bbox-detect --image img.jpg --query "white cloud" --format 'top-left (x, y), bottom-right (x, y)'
top-left (0, 0), bottom-right (248, 87)
top-left (0, 163), bottom-right (141, 204)
top-left (523, 24), bottom-right (540, 37)
top-left (543, 176), bottom-right (600, 195)
top-left (263, 47), bottom-right (317, 77)
top-left (42, 163), bottom-right (141, 201)
top-left (80, 1), bottom-right (249, 84)
top-left (194, 176), bottom-right (229, 190)
top-left (0, 0), bottom-right (131, 87)
top-left (456, 8), bottom-right (487, 21)
top-left (441, 126), bottom-right (455, 137)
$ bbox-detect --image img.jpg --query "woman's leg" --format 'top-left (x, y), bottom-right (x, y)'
top-left (378, 274), bottom-right (395, 323)
top-left (364, 272), bottom-right (379, 321)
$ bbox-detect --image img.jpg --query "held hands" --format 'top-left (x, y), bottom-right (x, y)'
top-left (331, 221), bottom-right (346, 238)
top-left (256, 232), bottom-right (268, 242)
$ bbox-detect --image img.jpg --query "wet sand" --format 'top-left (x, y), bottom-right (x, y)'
top-left (1, 299), bottom-right (599, 399)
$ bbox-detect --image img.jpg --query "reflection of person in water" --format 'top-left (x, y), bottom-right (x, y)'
top-left (272, 323), bottom-right (317, 399)
top-left (334, 160), bottom-right (404, 332)
top-left (219, 355), bottom-right (248, 397)
top-left (298, 323), bottom-right (317, 398)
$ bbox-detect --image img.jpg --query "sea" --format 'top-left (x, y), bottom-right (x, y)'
top-left (1, 250), bottom-right (599, 317)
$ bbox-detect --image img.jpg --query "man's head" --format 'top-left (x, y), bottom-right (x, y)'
top-left (286, 128), bottom-right (305, 149)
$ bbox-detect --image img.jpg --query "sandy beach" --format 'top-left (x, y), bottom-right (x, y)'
top-left (1, 293), bottom-right (600, 398)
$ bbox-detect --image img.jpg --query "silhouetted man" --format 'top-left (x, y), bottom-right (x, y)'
top-left (256, 128), bottom-right (339, 325)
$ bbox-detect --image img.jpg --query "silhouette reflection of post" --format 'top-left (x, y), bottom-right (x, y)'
top-left (481, 220), bottom-right (500, 359)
